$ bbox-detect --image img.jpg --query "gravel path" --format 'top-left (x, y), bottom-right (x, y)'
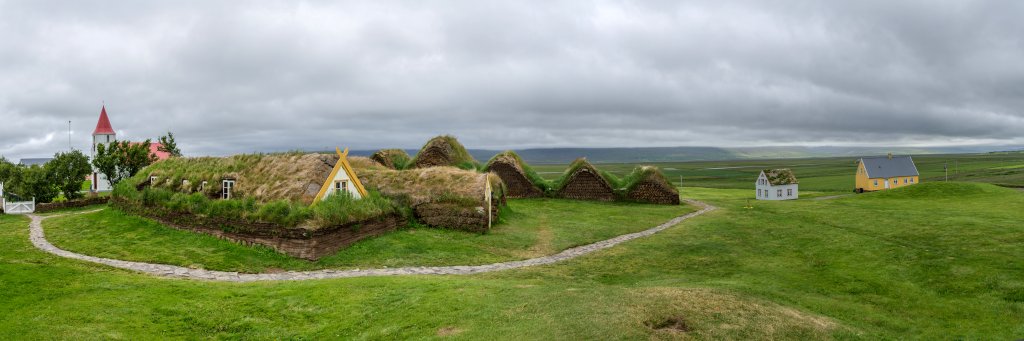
top-left (27, 200), bottom-right (716, 282)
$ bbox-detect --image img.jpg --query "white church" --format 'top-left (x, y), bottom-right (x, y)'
top-left (90, 106), bottom-right (171, 191)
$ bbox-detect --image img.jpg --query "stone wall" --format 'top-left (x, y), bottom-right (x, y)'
top-left (113, 200), bottom-right (405, 260)
top-left (35, 197), bottom-right (110, 213)
top-left (626, 181), bottom-right (680, 205)
top-left (557, 169), bottom-right (615, 201)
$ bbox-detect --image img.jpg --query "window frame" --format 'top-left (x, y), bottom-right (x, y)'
top-left (222, 179), bottom-right (235, 199)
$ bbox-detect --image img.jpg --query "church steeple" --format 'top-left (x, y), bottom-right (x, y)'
top-left (93, 105), bottom-right (115, 135)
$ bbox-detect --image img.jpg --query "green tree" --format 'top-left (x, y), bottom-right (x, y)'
top-left (46, 150), bottom-right (92, 200)
top-left (8, 165), bottom-right (58, 203)
top-left (93, 140), bottom-right (159, 187)
top-left (157, 132), bottom-right (182, 157)
top-left (0, 156), bottom-right (15, 185)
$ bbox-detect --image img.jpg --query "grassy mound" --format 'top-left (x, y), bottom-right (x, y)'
top-left (370, 149), bottom-right (412, 170)
top-left (411, 135), bottom-right (479, 170)
top-left (552, 158), bottom-right (618, 201)
top-left (617, 166), bottom-right (679, 205)
top-left (551, 158), bottom-right (617, 192)
top-left (484, 151), bottom-right (549, 197)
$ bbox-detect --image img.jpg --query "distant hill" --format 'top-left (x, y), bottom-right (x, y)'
top-left (349, 146), bottom-right (1023, 164)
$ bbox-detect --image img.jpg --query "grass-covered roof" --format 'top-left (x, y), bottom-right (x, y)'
top-left (411, 135), bottom-right (478, 170)
top-left (762, 168), bottom-right (798, 185)
top-left (552, 158), bottom-right (617, 191)
top-left (370, 149), bottom-right (412, 170)
top-left (135, 152), bottom-right (337, 205)
top-left (484, 150), bottom-right (550, 192)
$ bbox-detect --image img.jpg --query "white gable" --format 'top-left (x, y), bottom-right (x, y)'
top-left (322, 167), bottom-right (362, 200)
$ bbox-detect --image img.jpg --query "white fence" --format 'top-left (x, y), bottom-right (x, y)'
top-left (0, 182), bottom-right (36, 214)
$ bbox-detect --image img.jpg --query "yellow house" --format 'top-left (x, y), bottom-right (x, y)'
top-left (855, 154), bottom-right (920, 192)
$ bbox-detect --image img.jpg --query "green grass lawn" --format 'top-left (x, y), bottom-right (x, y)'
top-left (3, 182), bottom-right (1023, 339)
top-left (533, 151), bottom-right (1024, 191)
top-left (44, 199), bottom-right (695, 273)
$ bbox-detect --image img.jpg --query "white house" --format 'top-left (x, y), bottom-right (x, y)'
top-left (755, 169), bottom-right (799, 201)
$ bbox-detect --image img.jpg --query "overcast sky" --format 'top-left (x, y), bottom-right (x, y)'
top-left (1, 0), bottom-right (1022, 160)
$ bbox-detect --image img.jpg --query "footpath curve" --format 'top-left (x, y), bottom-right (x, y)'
top-left (27, 200), bottom-right (716, 282)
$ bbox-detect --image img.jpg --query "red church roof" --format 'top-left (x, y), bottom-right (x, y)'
top-left (93, 105), bottom-right (115, 135)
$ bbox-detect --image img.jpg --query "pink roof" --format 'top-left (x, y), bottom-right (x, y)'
top-left (129, 142), bottom-right (172, 161)
top-left (93, 105), bottom-right (115, 135)
top-left (150, 143), bottom-right (171, 160)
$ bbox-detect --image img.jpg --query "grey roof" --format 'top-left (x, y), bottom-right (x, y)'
top-left (18, 158), bottom-right (53, 166)
top-left (860, 156), bottom-right (919, 178)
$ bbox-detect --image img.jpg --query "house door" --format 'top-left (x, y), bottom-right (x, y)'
top-left (884, 178), bottom-right (890, 189)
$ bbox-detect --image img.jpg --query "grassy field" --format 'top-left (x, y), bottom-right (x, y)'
top-left (2, 180), bottom-right (1023, 339)
top-left (44, 199), bottom-right (695, 273)
top-left (532, 151), bottom-right (1024, 192)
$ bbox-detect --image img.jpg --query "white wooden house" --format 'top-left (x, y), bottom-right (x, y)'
top-left (755, 169), bottom-right (799, 201)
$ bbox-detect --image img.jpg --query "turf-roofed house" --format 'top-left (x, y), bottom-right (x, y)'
top-left (483, 151), bottom-right (546, 198)
top-left (756, 168), bottom-right (799, 200)
top-left (553, 158), bottom-right (617, 201)
top-left (620, 166), bottom-right (680, 205)
top-left (369, 148), bottom-right (412, 170)
top-left (411, 135), bottom-right (479, 170)
top-left (856, 154), bottom-right (920, 192)
top-left (113, 148), bottom-right (404, 260)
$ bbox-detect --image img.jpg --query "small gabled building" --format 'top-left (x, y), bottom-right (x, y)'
top-left (756, 169), bottom-right (799, 200)
top-left (856, 154), bottom-right (920, 192)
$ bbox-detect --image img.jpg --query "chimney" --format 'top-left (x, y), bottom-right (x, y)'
top-left (887, 152), bottom-right (893, 160)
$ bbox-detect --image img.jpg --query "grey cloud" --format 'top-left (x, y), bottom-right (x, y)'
top-left (2, 0), bottom-right (1023, 160)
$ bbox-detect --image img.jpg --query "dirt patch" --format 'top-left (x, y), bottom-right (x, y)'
top-left (645, 316), bottom-right (691, 333)
top-left (630, 287), bottom-right (842, 339)
top-left (436, 326), bottom-right (464, 337)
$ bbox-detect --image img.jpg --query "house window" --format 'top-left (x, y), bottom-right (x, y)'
top-left (199, 181), bottom-right (207, 191)
top-left (182, 179), bottom-right (190, 189)
top-left (873, 180), bottom-right (878, 186)
top-left (903, 178), bottom-right (908, 184)
top-left (149, 176), bottom-right (158, 185)
top-left (910, 178), bottom-right (914, 183)
top-left (222, 180), bottom-right (235, 199)
top-left (334, 180), bottom-right (348, 194)
top-left (757, 189), bottom-right (761, 197)
top-left (787, 189), bottom-right (793, 196)
top-left (777, 189), bottom-right (782, 197)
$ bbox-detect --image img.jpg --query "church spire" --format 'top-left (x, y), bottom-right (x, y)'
top-left (93, 105), bottom-right (115, 135)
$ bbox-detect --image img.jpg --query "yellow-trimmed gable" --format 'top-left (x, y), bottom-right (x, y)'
top-left (313, 147), bottom-right (369, 204)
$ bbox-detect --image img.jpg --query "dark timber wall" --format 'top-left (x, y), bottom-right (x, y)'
top-left (488, 162), bottom-right (542, 198)
top-left (557, 169), bottom-right (615, 201)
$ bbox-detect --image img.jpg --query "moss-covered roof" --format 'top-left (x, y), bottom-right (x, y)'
top-left (552, 158), bottom-right (617, 191)
top-left (619, 166), bottom-right (675, 192)
top-left (762, 168), bottom-right (798, 185)
top-left (484, 150), bottom-right (550, 191)
top-left (370, 149), bottom-right (412, 169)
top-left (135, 152), bottom-right (338, 205)
top-left (411, 135), bottom-right (478, 169)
